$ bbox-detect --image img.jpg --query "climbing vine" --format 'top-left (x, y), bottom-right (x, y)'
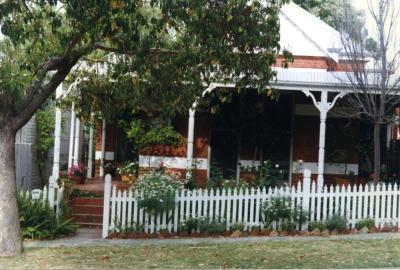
top-left (35, 105), bottom-right (55, 184)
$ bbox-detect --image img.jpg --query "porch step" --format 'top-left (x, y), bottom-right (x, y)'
top-left (72, 205), bottom-right (103, 215)
top-left (72, 197), bottom-right (104, 206)
top-left (70, 197), bottom-right (104, 227)
top-left (72, 213), bottom-right (103, 224)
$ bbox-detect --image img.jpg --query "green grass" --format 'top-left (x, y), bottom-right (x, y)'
top-left (1, 239), bottom-right (400, 269)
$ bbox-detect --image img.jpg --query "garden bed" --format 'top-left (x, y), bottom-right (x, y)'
top-left (106, 225), bottom-right (399, 240)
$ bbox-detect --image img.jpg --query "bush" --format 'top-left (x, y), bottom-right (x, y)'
top-left (133, 170), bottom-right (183, 214)
top-left (178, 216), bottom-right (200, 233)
top-left (325, 214), bottom-right (347, 232)
top-left (280, 221), bottom-right (296, 232)
top-left (18, 190), bottom-right (77, 239)
top-left (308, 221), bottom-right (326, 231)
top-left (263, 196), bottom-right (308, 230)
top-left (355, 218), bottom-right (375, 230)
top-left (230, 222), bottom-right (246, 232)
top-left (113, 219), bottom-right (143, 234)
top-left (198, 218), bottom-right (226, 234)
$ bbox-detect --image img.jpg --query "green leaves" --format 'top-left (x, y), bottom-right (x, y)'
top-left (17, 190), bottom-right (78, 240)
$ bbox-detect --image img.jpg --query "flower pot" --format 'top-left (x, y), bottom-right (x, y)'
top-left (69, 175), bottom-right (85, 185)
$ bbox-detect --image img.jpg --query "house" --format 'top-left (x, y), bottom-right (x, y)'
top-left (55, 2), bottom-right (397, 189)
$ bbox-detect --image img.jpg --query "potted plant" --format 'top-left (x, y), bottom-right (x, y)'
top-left (117, 161), bottom-right (138, 185)
top-left (67, 164), bottom-right (87, 185)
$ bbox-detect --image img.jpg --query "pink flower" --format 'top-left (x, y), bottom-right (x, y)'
top-left (68, 164), bottom-right (87, 177)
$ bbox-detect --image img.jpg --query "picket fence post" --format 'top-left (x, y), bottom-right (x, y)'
top-left (302, 169), bottom-right (311, 230)
top-left (102, 174), bottom-right (112, 238)
top-left (48, 175), bottom-right (56, 209)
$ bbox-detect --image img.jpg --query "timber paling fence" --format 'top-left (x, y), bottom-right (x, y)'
top-left (102, 171), bottom-right (400, 238)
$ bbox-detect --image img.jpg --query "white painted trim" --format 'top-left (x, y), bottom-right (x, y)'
top-left (95, 151), bottom-right (115, 161)
top-left (238, 160), bottom-right (261, 168)
top-left (139, 155), bottom-right (208, 170)
top-left (292, 161), bottom-right (359, 175)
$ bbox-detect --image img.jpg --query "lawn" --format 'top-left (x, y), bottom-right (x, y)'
top-left (1, 239), bottom-right (400, 269)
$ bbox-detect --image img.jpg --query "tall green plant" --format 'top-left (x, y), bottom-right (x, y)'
top-left (17, 191), bottom-right (77, 240)
top-left (35, 106), bottom-right (55, 185)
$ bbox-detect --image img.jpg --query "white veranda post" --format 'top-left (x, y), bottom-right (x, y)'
top-left (68, 103), bottom-right (76, 169)
top-left (51, 83), bottom-right (63, 179)
top-left (302, 90), bottom-right (346, 189)
top-left (100, 119), bottom-right (106, 177)
top-left (73, 117), bottom-right (81, 165)
top-left (186, 106), bottom-right (196, 179)
top-left (87, 124), bottom-right (94, 178)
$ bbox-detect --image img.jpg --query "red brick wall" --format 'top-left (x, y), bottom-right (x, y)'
top-left (275, 55), bottom-right (359, 71)
top-left (95, 121), bottom-right (116, 153)
top-left (292, 115), bottom-right (320, 162)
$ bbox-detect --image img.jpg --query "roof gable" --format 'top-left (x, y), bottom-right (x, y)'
top-left (279, 2), bottom-right (342, 62)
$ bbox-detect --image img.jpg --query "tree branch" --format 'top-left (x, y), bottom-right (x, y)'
top-left (11, 54), bottom-right (82, 131)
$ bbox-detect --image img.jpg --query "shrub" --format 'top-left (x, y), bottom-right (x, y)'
top-left (198, 218), bottom-right (226, 234)
top-left (263, 196), bottom-right (308, 230)
top-left (18, 190), bottom-right (77, 239)
top-left (230, 222), bottom-right (246, 232)
top-left (178, 216), bottom-right (200, 233)
top-left (250, 225), bottom-right (261, 232)
top-left (325, 214), bottom-right (347, 232)
top-left (355, 218), bottom-right (375, 230)
top-left (280, 221), bottom-right (296, 232)
top-left (133, 170), bottom-right (183, 214)
top-left (113, 219), bottom-right (143, 234)
top-left (308, 221), bottom-right (326, 231)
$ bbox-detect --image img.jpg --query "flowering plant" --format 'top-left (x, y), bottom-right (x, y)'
top-left (67, 164), bottom-right (87, 178)
top-left (117, 161), bottom-right (138, 177)
top-left (132, 170), bottom-right (183, 214)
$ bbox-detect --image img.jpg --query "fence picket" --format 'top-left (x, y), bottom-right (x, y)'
top-left (255, 187), bottom-right (261, 228)
top-left (110, 185), bottom-right (117, 230)
top-left (215, 189), bottom-right (221, 222)
top-left (232, 188), bottom-right (238, 225)
top-left (226, 188), bottom-right (232, 230)
top-left (220, 188), bottom-right (226, 226)
top-left (394, 184), bottom-right (399, 226)
top-left (244, 188), bottom-right (249, 228)
top-left (173, 190), bottom-right (179, 233)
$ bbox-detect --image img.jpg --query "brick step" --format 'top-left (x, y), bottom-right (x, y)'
top-left (71, 197), bottom-right (104, 206)
top-left (72, 205), bottom-right (103, 215)
top-left (75, 222), bottom-right (103, 228)
top-left (72, 214), bottom-right (103, 224)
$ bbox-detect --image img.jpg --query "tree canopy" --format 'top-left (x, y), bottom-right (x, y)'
top-left (66, 1), bottom-right (292, 123)
top-left (0, 0), bottom-right (291, 256)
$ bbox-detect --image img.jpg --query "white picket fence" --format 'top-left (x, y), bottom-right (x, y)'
top-left (102, 171), bottom-right (400, 238)
top-left (27, 184), bottom-right (64, 216)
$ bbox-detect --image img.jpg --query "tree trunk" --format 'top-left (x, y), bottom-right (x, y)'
top-left (0, 128), bottom-right (22, 256)
top-left (373, 122), bottom-right (381, 183)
